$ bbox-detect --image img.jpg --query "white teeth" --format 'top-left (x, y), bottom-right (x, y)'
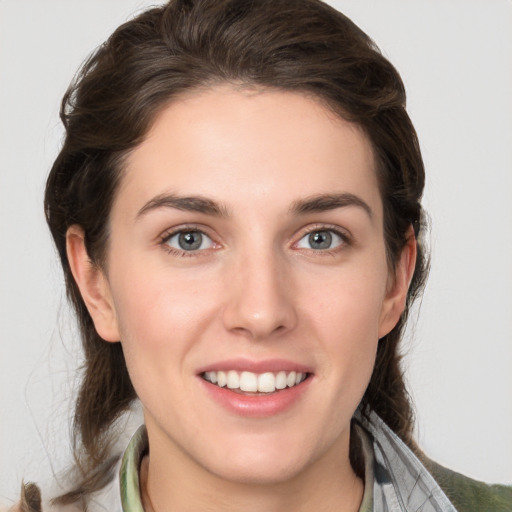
top-left (287, 371), bottom-right (297, 387)
top-left (217, 371), bottom-right (227, 387)
top-left (203, 370), bottom-right (307, 392)
top-left (275, 371), bottom-right (287, 389)
top-left (239, 371), bottom-right (258, 392)
top-left (227, 370), bottom-right (239, 389)
top-left (257, 372), bottom-right (275, 393)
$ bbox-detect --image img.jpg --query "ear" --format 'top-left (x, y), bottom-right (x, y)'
top-left (378, 226), bottom-right (417, 339)
top-left (66, 225), bottom-right (120, 342)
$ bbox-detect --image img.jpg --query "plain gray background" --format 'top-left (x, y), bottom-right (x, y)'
top-left (1, 0), bottom-right (511, 504)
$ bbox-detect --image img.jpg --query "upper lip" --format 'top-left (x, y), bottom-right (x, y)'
top-left (196, 358), bottom-right (313, 375)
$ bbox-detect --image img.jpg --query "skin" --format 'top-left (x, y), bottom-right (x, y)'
top-left (67, 87), bottom-right (416, 512)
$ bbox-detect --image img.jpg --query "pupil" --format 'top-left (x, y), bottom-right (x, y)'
top-left (178, 231), bottom-right (202, 250)
top-left (309, 231), bottom-right (332, 249)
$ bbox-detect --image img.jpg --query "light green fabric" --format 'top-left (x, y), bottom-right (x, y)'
top-left (119, 426), bottom-right (147, 512)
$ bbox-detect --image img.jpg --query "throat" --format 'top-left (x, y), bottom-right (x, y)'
top-left (141, 449), bottom-right (364, 512)
top-left (141, 415), bottom-right (363, 512)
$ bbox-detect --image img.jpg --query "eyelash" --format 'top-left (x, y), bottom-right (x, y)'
top-left (293, 224), bottom-right (351, 254)
top-left (157, 224), bottom-right (352, 258)
top-left (158, 226), bottom-right (218, 257)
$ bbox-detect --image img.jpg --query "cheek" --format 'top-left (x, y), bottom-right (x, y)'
top-left (299, 256), bottom-right (388, 382)
top-left (108, 264), bottom-right (220, 381)
top-left (302, 259), bottom-right (389, 338)
top-left (112, 254), bottom-right (214, 327)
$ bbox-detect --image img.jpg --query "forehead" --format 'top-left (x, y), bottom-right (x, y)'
top-left (117, 86), bottom-right (381, 218)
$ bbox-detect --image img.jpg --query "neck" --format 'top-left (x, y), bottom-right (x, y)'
top-left (140, 433), bottom-right (363, 512)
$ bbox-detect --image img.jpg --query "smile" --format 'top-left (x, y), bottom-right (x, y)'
top-left (202, 370), bottom-right (308, 393)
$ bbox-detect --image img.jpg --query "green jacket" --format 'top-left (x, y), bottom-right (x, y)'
top-left (426, 459), bottom-right (512, 512)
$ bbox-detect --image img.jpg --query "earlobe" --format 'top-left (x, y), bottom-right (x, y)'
top-left (378, 226), bottom-right (417, 339)
top-left (66, 225), bottom-right (120, 343)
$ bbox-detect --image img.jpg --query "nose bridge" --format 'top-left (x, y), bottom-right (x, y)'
top-left (222, 240), bottom-right (297, 339)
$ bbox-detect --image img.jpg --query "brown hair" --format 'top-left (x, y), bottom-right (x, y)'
top-left (44, 0), bottom-right (428, 504)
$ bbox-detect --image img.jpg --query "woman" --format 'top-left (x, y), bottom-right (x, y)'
top-left (14, 0), bottom-right (511, 511)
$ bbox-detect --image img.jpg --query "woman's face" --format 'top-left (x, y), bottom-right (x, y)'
top-left (76, 87), bottom-right (410, 484)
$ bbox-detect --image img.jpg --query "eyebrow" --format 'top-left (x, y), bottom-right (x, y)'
top-left (136, 193), bottom-right (230, 219)
top-left (136, 191), bottom-right (372, 220)
top-left (290, 193), bottom-right (373, 219)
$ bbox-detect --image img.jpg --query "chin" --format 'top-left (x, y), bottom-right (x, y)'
top-left (194, 432), bottom-right (325, 486)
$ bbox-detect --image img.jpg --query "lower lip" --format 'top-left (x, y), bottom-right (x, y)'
top-left (199, 376), bottom-right (312, 418)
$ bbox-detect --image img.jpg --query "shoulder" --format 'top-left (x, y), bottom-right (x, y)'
top-left (422, 457), bottom-right (512, 512)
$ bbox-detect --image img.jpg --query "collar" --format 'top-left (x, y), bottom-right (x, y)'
top-left (353, 409), bottom-right (457, 511)
top-left (119, 426), bottom-right (147, 512)
top-left (118, 411), bottom-right (455, 512)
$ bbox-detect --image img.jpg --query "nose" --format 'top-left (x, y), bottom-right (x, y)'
top-left (222, 248), bottom-right (298, 340)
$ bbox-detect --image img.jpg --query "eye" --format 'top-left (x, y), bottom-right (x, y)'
top-left (164, 230), bottom-right (214, 252)
top-left (295, 229), bottom-right (345, 251)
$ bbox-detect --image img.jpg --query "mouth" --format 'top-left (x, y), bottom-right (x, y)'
top-left (198, 363), bottom-right (313, 417)
top-left (201, 370), bottom-right (309, 394)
